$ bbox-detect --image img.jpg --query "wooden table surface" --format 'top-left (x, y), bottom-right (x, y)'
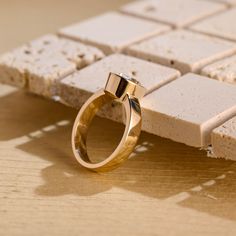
top-left (1, 1), bottom-right (236, 235)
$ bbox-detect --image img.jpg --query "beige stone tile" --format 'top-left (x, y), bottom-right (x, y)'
top-left (204, 0), bottom-right (236, 6)
top-left (126, 29), bottom-right (236, 73)
top-left (27, 56), bottom-right (77, 97)
top-left (212, 117), bottom-right (236, 160)
top-left (201, 54), bottom-right (236, 84)
top-left (58, 54), bottom-right (180, 110)
top-left (141, 73), bottom-right (236, 147)
top-left (121, 0), bottom-right (225, 28)
top-left (190, 8), bottom-right (236, 41)
top-left (0, 50), bottom-right (31, 88)
top-left (0, 34), bottom-right (104, 97)
top-left (58, 11), bottom-right (170, 54)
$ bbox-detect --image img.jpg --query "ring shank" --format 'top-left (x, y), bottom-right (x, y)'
top-left (71, 89), bottom-right (142, 172)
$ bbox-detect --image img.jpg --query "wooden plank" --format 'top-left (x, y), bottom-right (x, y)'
top-left (1, 0), bottom-right (236, 235)
top-left (1, 84), bottom-right (236, 236)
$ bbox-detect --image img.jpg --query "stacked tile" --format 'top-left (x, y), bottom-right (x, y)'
top-left (0, 34), bottom-right (104, 97)
top-left (58, 54), bottom-right (180, 121)
top-left (58, 57), bottom-right (236, 148)
top-left (141, 73), bottom-right (236, 147)
top-left (0, 0), bottom-right (236, 161)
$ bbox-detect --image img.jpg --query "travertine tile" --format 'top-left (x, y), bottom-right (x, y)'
top-left (58, 11), bottom-right (170, 54)
top-left (190, 8), bottom-right (236, 41)
top-left (121, 0), bottom-right (225, 28)
top-left (59, 54), bottom-right (180, 111)
top-left (202, 54), bottom-right (236, 84)
top-left (141, 73), bottom-right (236, 147)
top-left (0, 34), bottom-right (104, 97)
top-left (0, 51), bottom-right (32, 88)
top-left (212, 117), bottom-right (236, 160)
top-left (27, 56), bottom-right (77, 97)
top-left (203, 0), bottom-right (236, 6)
top-left (126, 30), bottom-right (236, 73)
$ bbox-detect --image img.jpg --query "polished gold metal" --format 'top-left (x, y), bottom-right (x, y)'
top-left (71, 72), bottom-right (146, 172)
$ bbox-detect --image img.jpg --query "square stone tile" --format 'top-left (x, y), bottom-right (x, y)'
top-left (59, 54), bottom-right (180, 110)
top-left (201, 54), bottom-right (236, 84)
top-left (212, 117), bottom-right (236, 160)
top-left (0, 34), bottom-right (104, 97)
top-left (126, 29), bottom-right (236, 73)
top-left (190, 8), bottom-right (236, 42)
top-left (141, 73), bottom-right (236, 147)
top-left (121, 0), bottom-right (225, 28)
top-left (58, 11), bottom-right (170, 54)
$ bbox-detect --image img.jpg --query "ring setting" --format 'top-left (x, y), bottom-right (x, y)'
top-left (71, 72), bottom-right (146, 172)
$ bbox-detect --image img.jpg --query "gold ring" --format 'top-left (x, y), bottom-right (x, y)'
top-left (71, 72), bottom-right (146, 172)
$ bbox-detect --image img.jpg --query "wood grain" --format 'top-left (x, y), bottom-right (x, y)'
top-left (1, 85), bottom-right (236, 236)
top-left (0, 0), bottom-right (236, 235)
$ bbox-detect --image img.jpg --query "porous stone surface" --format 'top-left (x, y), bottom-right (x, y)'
top-left (0, 34), bottom-right (104, 97)
top-left (126, 30), bottom-right (236, 73)
top-left (121, 0), bottom-right (225, 28)
top-left (212, 117), bottom-right (236, 160)
top-left (190, 8), bottom-right (236, 42)
top-left (58, 54), bottom-right (180, 109)
top-left (202, 0), bottom-right (236, 6)
top-left (201, 54), bottom-right (236, 84)
top-left (141, 73), bottom-right (236, 147)
top-left (58, 11), bottom-right (170, 54)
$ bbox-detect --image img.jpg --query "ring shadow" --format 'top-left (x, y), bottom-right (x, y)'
top-left (0, 90), bottom-right (75, 141)
top-left (1, 89), bottom-right (236, 222)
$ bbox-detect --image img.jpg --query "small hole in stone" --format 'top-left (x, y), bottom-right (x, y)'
top-left (144, 5), bottom-right (156, 12)
top-left (43, 40), bottom-right (50, 45)
top-left (131, 71), bottom-right (137, 77)
top-left (38, 49), bottom-right (44, 54)
top-left (24, 50), bottom-right (31, 55)
top-left (61, 50), bottom-right (67, 56)
top-left (170, 60), bottom-right (175, 65)
top-left (94, 54), bottom-right (101, 61)
top-left (77, 54), bottom-right (85, 58)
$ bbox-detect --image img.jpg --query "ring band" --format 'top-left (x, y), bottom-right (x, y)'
top-left (71, 72), bottom-right (146, 172)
